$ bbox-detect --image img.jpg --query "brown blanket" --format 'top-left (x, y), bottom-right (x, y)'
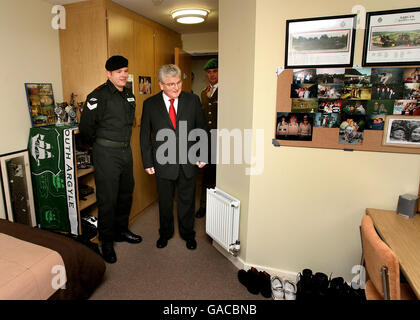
top-left (0, 219), bottom-right (105, 300)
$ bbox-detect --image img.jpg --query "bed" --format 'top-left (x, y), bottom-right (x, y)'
top-left (0, 219), bottom-right (106, 300)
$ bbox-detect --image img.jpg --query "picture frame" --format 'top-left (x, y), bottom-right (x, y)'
top-left (362, 7), bottom-right (420, 67)
top-left (0, 150), bottom-right (37, 226)
top-left (382, 115), bottom-right (420, 147)
top-left (24, 83), bottom-right (57, 127)
top-left (285, 14), bottom-right (357, 68)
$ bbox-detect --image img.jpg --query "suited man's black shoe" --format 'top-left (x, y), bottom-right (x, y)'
top-left (156, 237), bottom-right (168, 248)
top-left (101, 241), bottom-right (117, 264)
top-left (195, 207), bottom-right (206, 218)
top-left (115, 230), bottom-right (143, 243)
top-left (186, 239), bottom-right (197, 250)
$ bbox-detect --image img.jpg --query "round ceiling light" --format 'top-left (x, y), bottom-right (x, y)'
top-left (171, 9), bottom-right (209, 24)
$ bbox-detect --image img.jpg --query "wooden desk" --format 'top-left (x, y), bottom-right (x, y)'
top-left (366, 208), bottom-right (420, 299)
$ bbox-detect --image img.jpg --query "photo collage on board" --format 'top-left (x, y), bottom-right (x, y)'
top-left (277, 67), bottom-right (420, 144)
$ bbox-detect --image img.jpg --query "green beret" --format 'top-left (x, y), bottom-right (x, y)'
top-left (105, 55), bottom-right (128, 71)
top-left (204, 58), bottom-right (218, 70)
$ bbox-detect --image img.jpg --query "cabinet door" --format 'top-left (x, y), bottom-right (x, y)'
top-left (107, 9), bottom-right (135, 63)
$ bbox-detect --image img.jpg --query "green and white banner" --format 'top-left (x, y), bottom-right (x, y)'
top-left (28, 125), bottom-right (79, 235)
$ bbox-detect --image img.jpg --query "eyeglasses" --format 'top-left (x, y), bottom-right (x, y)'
top-left (163, 80), bottom-right (182, 88)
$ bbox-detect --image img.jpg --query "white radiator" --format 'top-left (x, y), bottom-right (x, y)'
top-left (205, 188), bottom-right (240, 256)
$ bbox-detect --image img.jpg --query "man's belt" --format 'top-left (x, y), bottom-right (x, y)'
top-left (95, 137), bottom-right (130, 148)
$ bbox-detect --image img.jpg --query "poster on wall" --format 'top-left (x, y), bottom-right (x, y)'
top-left (362, 7), bottom-right (420, 66)
top-left (285, 14), bottom-right (357, 68)
top-left (24, 83), bottom-right (57, 127)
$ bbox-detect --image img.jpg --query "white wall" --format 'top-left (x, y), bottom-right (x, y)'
top-left (0, 0), bottom-right (63, 217)
top-left (220, 0), bottom-right (420, 281)
top-left (182, 32), bottom-right (218, 55)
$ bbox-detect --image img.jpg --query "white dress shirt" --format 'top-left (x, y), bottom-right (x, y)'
top-left (162, 92), bottom-right (178, 114)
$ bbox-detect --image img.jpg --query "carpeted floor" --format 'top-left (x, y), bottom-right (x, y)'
top-left (89, 201), bottom-right (267, 300)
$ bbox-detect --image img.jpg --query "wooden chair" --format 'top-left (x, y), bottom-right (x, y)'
top-left (361, 215), bottom-right (416, 300)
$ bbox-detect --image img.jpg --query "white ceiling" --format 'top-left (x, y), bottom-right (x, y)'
top-left (44, 0), bottom-right (218, 34)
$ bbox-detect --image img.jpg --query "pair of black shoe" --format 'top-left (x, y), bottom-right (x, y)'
top-left (296, 268), bottom-right (366, 301)
top-left (156, 237), bottom-right (197, 250)
top-left (238, 267), bottom-right (271, 298)
top-left (101, 230), bottom-right (143, 264)
top-left (296, 269), bottom-right (331, 300)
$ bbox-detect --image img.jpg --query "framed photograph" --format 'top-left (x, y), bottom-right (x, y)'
top-left (382, 115), bottom-right (420, 147)
top-left (24, 83), bottom-right (57, 127)
top-left (285, 14), bottom-right (357, 68)
top-left (0, 150), bottom-right (37, 226)
top-left (362, 7), bottom-right (420, 66)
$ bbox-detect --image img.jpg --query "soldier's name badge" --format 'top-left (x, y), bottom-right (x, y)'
top-left (87, 102), bottom-right (97, 110)
top-left (127, 97), bottom-right (135, 102)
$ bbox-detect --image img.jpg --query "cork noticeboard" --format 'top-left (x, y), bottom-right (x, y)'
top-left (275, 68), bottom-right (420, 155)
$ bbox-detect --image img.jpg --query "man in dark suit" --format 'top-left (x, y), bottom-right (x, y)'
top-left (140, 64), bottom-right (207, 250)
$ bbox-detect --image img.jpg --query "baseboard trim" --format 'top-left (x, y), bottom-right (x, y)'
top-left (212, 241), bottom-right (299, 283)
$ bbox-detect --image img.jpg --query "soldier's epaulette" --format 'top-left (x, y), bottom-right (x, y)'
top-left (95, 83), bottom-right (107, 91)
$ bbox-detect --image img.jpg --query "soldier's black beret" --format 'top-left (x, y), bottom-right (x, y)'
top-left (105, 55), bottom-right (128, 71)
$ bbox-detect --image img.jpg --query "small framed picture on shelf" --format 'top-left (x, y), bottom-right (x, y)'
top-left (362, 7), bottom-right (420, 66)
top-left (382, 115), bottom-right (420, 147)
top-left (0, 150), bottom-right (37, 226)
top-left (24, 83), bottom-right (57, 127)
top-left (285, 14), bottom-right (357, 68)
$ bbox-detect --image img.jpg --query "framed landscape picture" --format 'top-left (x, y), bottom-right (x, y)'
top-left (382, 115), bottom-right (420, 147)
top-left (285, 14), bottom-right (357, 68)
top-left (0, 150), bottom-right (37, 226)
top-left (24, 83), bottom-right (57, 127)
top-left (362, 7), bottom-right (420, 66)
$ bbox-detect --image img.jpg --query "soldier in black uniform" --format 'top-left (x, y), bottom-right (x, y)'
top-left (79, 55), bottom-right (142, 264)
top-left (196, 58), bottom-right (218, 218)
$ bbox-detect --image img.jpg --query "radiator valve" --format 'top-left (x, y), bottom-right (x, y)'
top-left (229, 240), bottom-right (241, 256)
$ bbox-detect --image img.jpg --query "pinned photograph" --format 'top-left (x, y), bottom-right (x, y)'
top-left (403, 83), bottom-right (420, 100)
top-left (371, 84), bottom-right (403, 100)
top-left (342, 100), bottom-right (368, 115)
top-left (403, 67), bottom-right (420, 83)
top-left (367, 100), bottom-right (395, 115)
top-left (293, 69), bottom-right (316, 84)
top-left (314, 112), bottom-right (340, 128)
top-left (393, 100), bottom-right (419, 115)
top-left (291, 98), bottom-right (318, 113)
top-left (366, 115), bottom-right (386, 130)
top-left (318, 83), bottom-right (343, 99)
top-left (342, 85), bottom-right (372, 100)
top-left (344, 68), bottom-right (371, 85)
top-left (318, 99), bottom-right (342, 113)
top-left (338, 115), bottom-right (366, 145)
top-left (291, 83), bottom-right (318, 98)
top-left (276, 112), bottom-right (314, 141)
top-left (371, 68), bottom-right (403, 85)
top-left (316, 68), bottom-right (345, 84)
top-left (383, 115), bottom-right (420, 147)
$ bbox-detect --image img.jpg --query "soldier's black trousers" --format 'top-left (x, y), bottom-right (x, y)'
top-left (92, 143), bottom-right (134, 242)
